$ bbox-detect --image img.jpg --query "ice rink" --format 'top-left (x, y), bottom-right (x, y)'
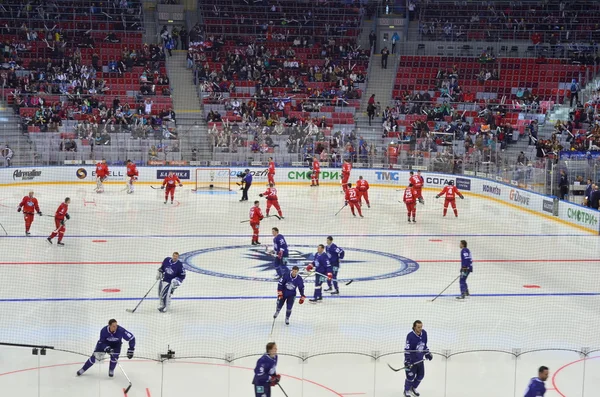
top-left (0, 181), bottom-right (599, 397)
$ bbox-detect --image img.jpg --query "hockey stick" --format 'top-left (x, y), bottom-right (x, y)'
top-left (117, 362), bottom-right (132, 394)
top-left (126, 279), bottom-right (160, 313)
top-left (240, 215), bottom-right (281, 224)
top-left (334, 203), bottom-right (347, 216)
top-left (387, 359), bottom-right (425, 372)
top-left (312, 270), bottom-right (354, 286)
top-left (430, 275), bottom-right (460, 302)
top-left (269, 315), bottom-right (276, 337)
top-left (278, 383), bottom-right (290, 397)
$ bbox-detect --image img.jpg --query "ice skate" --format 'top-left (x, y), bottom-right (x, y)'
top-left (309, 297), bottom-right (322, 303)
top-left (324, 287), bottom-right (332, 292)
top-left (456, 293), bottom-right (466, 300)
top-left (285, 318), bottom-right (289, 325)
top-left (76, 369), bottom-right (84, 376)
top-left (108, 369), bottom-right (114, 377)
top-left (46, 237), bottom-right (52, 244)
top-left (330, 290), bottom-right (339, 295)
top-left (57, 242), bottom-right (65, 246)
top-left (410, 387), bottom-right (420, 397)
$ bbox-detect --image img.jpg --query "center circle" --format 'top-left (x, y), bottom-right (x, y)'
top-left (181, 245), bottom-right (419, 282)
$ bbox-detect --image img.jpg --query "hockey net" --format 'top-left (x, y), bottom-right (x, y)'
top-left (193, 168), bottom-right (232, 191)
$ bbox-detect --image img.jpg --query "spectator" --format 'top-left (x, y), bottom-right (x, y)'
top-left (391, 32), bottom-right (400, 54)
top-left (569, 79), bottom-right (580, 108)
top-left (584, 179), bottom-right (593, 207)
top-left (369, 30), bottom-right (376, 51)
top-left (559, 170), bottom-right (569, 200)
top-left (516, 151), bottom-right (527, 165)
top-left (381, 47), bottom-right (389, 69)
top-left (1, 144), bottom-right (13, 167)
top-left (590, 185), bottom-right (600, 210)
top-left (367, 102), bottom-right (375, 126)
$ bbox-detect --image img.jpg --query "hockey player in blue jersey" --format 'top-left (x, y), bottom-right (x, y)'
top-left (252, 342), bottom-right (280, 397)
top-left (306, 244), bottom-right (333, 303)
top-left (324, 236), bottom-right (345, 295)
top-left (157, 252), bottom-right (186, 312)
top-left (404, 320), bottom-right (433, 397)
top-left (274, 265), bottom-right (306, 325)
top-left (76, 319), bottom-right (135, 377)
top-left (524, 366), bottom-right (548, 397)
top-left (271, 227), bottom-right (289, 277)
top-left (457, 240), bottom-right (473, 299)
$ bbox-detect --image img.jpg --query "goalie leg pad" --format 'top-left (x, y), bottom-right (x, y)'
top-left (159, 282), bottom-right (174, 311)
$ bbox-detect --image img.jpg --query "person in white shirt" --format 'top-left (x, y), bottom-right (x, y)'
top-left (144, 99), bottom-right (153, 115)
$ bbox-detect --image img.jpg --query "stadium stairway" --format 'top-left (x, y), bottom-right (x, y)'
top-left (164, 50), bottom-right (212, 162)
top-left (0, 103), bottom-right (35, 166)
top-left (354, 53), bottom-right (400, 142)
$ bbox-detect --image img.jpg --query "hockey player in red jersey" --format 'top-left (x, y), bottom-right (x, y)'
top-left (259, 183), bottom-right (284, 219)
top-left (17, 191), bottom-right (42, 235)
top-left (95, 159), bottom-right (109, 193)
top-left (344, 183), bottom-right (363, 217)
top-left (161, 172), bottom-right (183, 204)
top-left (311, 156), bottom-right (320, 186)
top-left (403, 183), bottom-right (417, 223)
top-left (47, 197), bottom-right (70, 246)
top-left (249, 200), bottom-right (264, 245)
top-left (341, 159), bottom-right (352, 192)
top-left (409, 170), bottom-right (424, 204)
top-left (125, 160), bottom-right (139, 194)
top-left (356, 176), bottom-right (370, 208)
top-left (267, 157), bottom-right (276, 186)
top-left (435, 180), bottom-right (464, 217)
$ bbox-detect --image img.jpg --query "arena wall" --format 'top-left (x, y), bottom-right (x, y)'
top-left (1, 166), bottom-right (598, 234)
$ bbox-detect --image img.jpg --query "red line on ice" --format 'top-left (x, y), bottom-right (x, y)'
top-left (0, 261), bottom-right (160, 265)
top-left (0, 360), bottom-right (344, 396)
top-left (416, 259), bottom-right (600, 263)
top-left (551, 355), bottom-right (600, 397)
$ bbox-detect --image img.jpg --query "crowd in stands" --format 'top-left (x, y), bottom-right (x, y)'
top-left (415, 0), bottom-right (600, 43)
top-left (540, 97), bottom-right (600, 155)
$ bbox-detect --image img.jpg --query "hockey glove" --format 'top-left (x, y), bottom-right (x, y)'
top-left (60, 219), bottom-right (65, 226)
top-left (277, 250), bottom-right (283, 259)
top-left (104, 346), bottom-right (114, 354)
top-left (179, 184), bottom-right (183, 188)
top-left (344, 201), bottom-right (348, 206)
top-left (156, 270), bottom-right (164, 280)
top-left (327, 272), bottom-right (333, 280)
top-left (404, 360), bottom-right (412, 371)
top-left (460, 271), bottom-right (468, 278)
top-left (277, 290), bottom-right (283, 300)
top-left (259, 194), bottom-right (263, 197)
top-left (65, 214), bottom-right (70, 220)
top-left (435, 195), bottom-right (440, 199)
top-left (171, 279), bottom-right (182, 289)
top-left (37, 212), bottom-right (42, 216)
top-left (127, 349), bottom-right (134, 359)
top-left (425, 352), bottom-right (433, 361)
top-left (299, 296), bottom-right (305, 304)
top-left (161, 185), bottom-right (165, 189)
top-left (17, 207), bottom-right (21, 212)
top-left (305, 264), bottom-right (314, 272)
top-left (460, 195), bottom-right (464, 199)
top-left (269, 374), bottom-right (281, 387)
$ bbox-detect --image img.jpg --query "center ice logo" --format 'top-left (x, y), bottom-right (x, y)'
top-left (180, 245), bottom-right (419, 282)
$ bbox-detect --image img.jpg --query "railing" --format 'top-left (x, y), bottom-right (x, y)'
top-left (1, 345), bottom-right (598, 396)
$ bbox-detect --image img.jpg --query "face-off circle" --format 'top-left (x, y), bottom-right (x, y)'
top-left (181, 245), bottom-right (420, 282)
